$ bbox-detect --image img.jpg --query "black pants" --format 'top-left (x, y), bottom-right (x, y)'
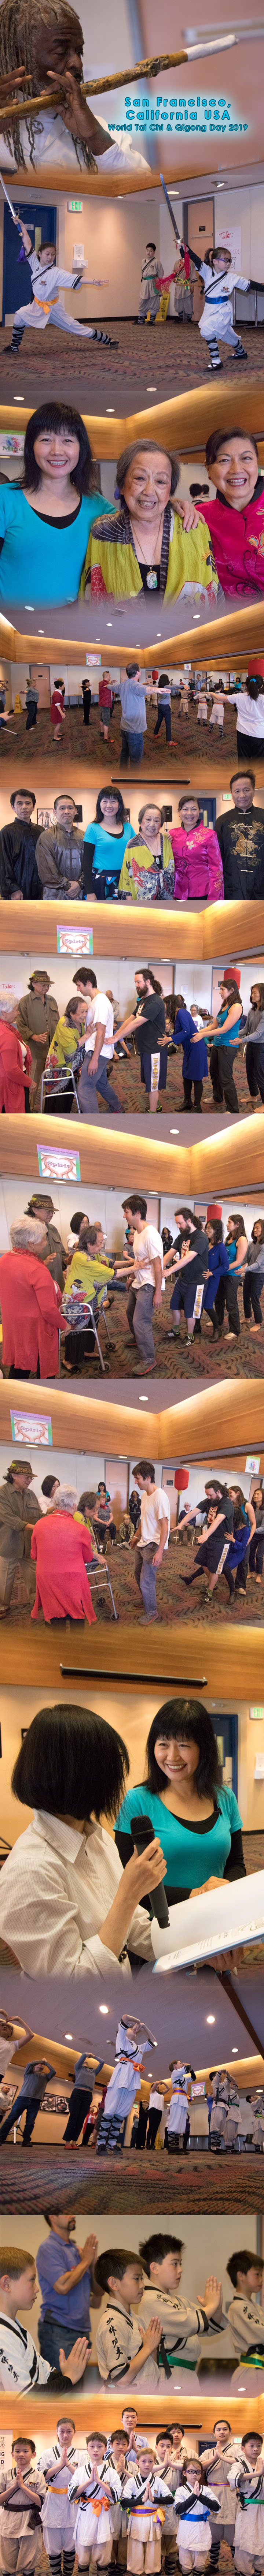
top-left (135, 2100), bottom-right (148, 2148)
top-left (82, 694), bottom-right (91, 724)
top-left (26, 705), bottom-right (37, 728)
top-left (237, 728), bottom-right (264, 759)
top-left (63, 2083), bottom-right (92, 2142)
top-left (154, 705), bottom-right (172, 741)
top-left (249, 1528), bottom-right (264, 1573)
top-left (62, 1325), bottom-right (95, 1370)
top-left (146, 2108), bottom-right (162, 2149)
top-left (246, 1039), bottom-right (264, 1103)
top-left (44, 1088), bottom-right (74, 1116)
top-left (210, 1043), bottom-right (239, 1111)
top-left (183, 1076), bottom-right (203, 1107)
top-left (243, 1267), bottom-right (264, 1324)
top-left (214, 1272), bottom-right (240, 1336)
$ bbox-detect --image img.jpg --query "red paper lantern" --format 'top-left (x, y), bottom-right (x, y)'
top-left (223, 963), bottom-right (241, 987)
top-left (174, 1468), bottom-right (189, 1489)
top-left (207, 1203), bottom-right (222, 1218)
top-left (247, 659), bottom-right (264, 677)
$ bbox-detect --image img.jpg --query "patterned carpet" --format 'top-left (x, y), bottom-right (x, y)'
top-left (1, 316), bottom-right (264, 403)
top-left (1, 2141), bottom-right (262, 2216)
top-left (86, 1049), bottom-right (260, 1120)
top-left (0, 701), bottom-right (241, 773)
top-left (3, 1532), bottom-right (264, 1627)
top-left (59, 1286), bottom-right (264, 1383)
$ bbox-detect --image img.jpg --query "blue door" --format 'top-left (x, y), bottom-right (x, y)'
top-left (2, 201), bottom-right (56, 322)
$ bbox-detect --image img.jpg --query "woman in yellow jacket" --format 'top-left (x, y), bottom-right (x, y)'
top-left (118, 804), bottom-right (175, 903)
top-left (62, 1214), bottom-right (115, 1372)
top-left (44, 997), bottom-right (86, 1112)
top-left (81, 438), bottom-right (219, 612)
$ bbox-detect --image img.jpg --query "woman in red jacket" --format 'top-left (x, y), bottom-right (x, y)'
top-left (170, 795), bottom-right (223, 903)
top-left (30, 1499), bottom-right (96, 1623)
top-left (0, 1016), bottom-right (31, 1113)
top-left (0, 1218), bottom-right (63, 1375)
top-left (198, 428), bottom-right (264, 600)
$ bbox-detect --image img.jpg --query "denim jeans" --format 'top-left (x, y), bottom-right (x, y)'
top-left (120, 729), bottom-right (144, 764)
top-left (77, 1050), bottom-right (120, 1115)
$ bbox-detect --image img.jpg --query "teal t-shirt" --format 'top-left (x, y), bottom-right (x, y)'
top-left (115, 1782), bottom-right (242, 1892)
top-left (84, 818), bottom-right (135, 874)
top-left (0, 485), bottom-right (111, 609)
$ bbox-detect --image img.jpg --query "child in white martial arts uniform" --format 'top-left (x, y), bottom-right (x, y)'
top-left (165, 2065), bottom-right (191, 2157)
top-left (230, 2452), bottom-right (264, 2574)
top-left (226, 2247), bottom-right (264, 2391)
top-left (0, 2439), bottom-right (45, 2576)
top-left (210, 2071), bottom-right (232, 2152)
top-left (195, 693), bottom-right (208, 723)
top-left (73, 2465), bottom-right (122, 2569)
top-left (209, 692), bottom-right (225, 730)
top-left (183, 243), bottom-right (257, 372)
top-left (96, 2019), bottom-right (154, 2156)
top-left (121, 2453), bottom-right (173, 2575)
top-left (138, 2234), bottom-right (223, 2394)
top-left (10, 221), bottom-right (113, 353)
top-left (39, 2428), bottom-right (87, 2576)
top-left (173, 2467), bottom-right (219, 2572)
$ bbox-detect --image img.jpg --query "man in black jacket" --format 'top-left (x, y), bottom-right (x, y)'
top-left (0, 788), bottom-right (41, 900)
top-left (215, 770), bottom-right (264, 898)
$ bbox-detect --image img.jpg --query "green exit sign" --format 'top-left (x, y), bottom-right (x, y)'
top-left (67, 198), bottom-right (83, 211)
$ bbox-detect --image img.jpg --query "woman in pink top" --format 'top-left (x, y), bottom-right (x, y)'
top-left (198, 429), bottom-right (264, 600)
top-left (170, 796), bottom-right (223, 903)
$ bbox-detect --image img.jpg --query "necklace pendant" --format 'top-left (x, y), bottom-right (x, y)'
top-left (146, 567), bottom-right (158, 589)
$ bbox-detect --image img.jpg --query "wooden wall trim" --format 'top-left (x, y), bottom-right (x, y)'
top-left (1, 384), bottom-right (264, 452)
top-left (0, 1374), bottom-right (263, 1458)
top-left (1, 896), bottom-right (263, 963)
top-left (1, 1108), bottom-right (264, 1191)
top-left (1, 1619), bottom-right (263, 1691)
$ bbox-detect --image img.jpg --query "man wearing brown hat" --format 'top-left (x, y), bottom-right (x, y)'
top-left (0, 1460), bottom-right (42, 1618)
top-left (25, 1195), bottom-right (67, 1289)
top-left (15, 972), bottom-right (59, 1110)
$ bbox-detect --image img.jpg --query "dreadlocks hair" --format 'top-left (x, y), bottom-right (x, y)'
top-left (0, 0), bottom-right (96, 169)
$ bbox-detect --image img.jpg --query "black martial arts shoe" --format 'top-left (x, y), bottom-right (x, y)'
top-left (89, 328), bottom-right (119, 345)
top-left (232, 344), bottom-right (247, 360)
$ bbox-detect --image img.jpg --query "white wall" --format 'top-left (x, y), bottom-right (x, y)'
top-left (0, 1176), bottom-right (159, 1258)
top-left (0, 950), bottom-right (175, 1015)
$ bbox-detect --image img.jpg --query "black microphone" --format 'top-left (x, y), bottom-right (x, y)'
top-left (129, 1813), bottom-right (169, 1928)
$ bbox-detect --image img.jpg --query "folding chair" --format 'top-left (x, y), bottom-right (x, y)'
top-left (40, 1060), bottom-right (81, 1114)
top-left (87, 1557), bottom-right (118, 1620)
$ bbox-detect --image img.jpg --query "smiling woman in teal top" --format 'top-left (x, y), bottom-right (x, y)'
top-left (0, 399), bottom-right (111, 611)
top-left (115, 1697), bottom-right (245, 1905)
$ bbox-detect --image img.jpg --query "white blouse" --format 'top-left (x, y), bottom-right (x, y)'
top-left (0, 1808), bottom-right (153, 1981)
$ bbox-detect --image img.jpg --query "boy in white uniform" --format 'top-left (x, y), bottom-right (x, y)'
top-left (138, 2234), bottom-right (223, 2394)
top-left (0, 2244), bottom-right (90, 2390)
top-left (229, 2441), bottom-right (264, 2574)
top-left (39, 2421), bottom-right (87, 2576)
top-left (0, 2437), bottom-right (45, 2576)
top-left (96, 2019), bottom-right (155, 2155)
top-left (173, 2464), bottom-right (219, 2571)
top-left (9, 221), bottom-right (113, 353)
top-left (183, 243), bottom-right (254, 372)
top-left (121, 2450), bottom-right (173, 2575)
top-left (226, 2246), bottom-right (264, 2392)
top-left (166, 2065), bottom-right (191, 2157)
top-left (73, 2461), bottom-right (122, 2570)
top-left (95, 2248), bottom-right (162, 2390)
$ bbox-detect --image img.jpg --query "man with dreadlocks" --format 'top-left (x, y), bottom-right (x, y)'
top-left (0, 0), bottom-right (149, 173)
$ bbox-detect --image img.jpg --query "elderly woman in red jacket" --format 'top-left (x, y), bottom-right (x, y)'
top-left (0, 1218), bottom-right (63, 1377)
top-left (30, 1496), bottom-right (97, 1624)
top-left (170, 795), bottom-right (223, 903)
top-left (0, 1015), bottom-right (32, 1113)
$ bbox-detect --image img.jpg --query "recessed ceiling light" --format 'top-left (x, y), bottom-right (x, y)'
top-left (139, 1395), bottom-right (148, 1402)
top-left (25, 604), bottom-right (34, 612)
top-left (146, 386), bottom-right (157, 392)
top-left (206, 2015), bottom-right (215, 2024)
top-left (38, 630), bottom-right (45, 636)
top-left (232, 2047), bottom-right (238, 2053)
top-left (169, 1126), bottom-right (179, 1134)
top-left (99, 2004), bottom-right (109, 2013)
top-left (14, 392), bottom-right (24, 400)
top-left (65, 2032), bottom-right (73, 2040)
top-left (106, 407), bottom-right (115, 413)
top-left (216, 182), bottom-right (225, 188)
top-left (106, 621), bottom-right (113, 627)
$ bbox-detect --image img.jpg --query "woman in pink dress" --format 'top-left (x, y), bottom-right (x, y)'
top-left (170, 795), bottom-right (223, 902)
top-left (30, 1501), bottom-right (96, 1623)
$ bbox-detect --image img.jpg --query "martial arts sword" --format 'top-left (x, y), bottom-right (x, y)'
top-left (0, 172), bottom-right (26, 230)
top-left (159, 174), bottom-right (182, 247)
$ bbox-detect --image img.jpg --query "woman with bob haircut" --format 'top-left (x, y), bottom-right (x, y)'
top-left (243, 1218), bottom-right (264, 1332)
top-left (243, 980), bottom-right (264, 1108)
top-left (81, 440), bottom-right (219, 608)
top-left (83, 787), bottom-right (135, 901)
top-left (0, 401), bottom-right (111, 611)
top-left (0, 1703), bottom-right (166, 1978)
top-left (115, 1697), bottom-right (245, 1907)
top-left (198, 429), bottom-right (264, 600)
top-left (118, 802), bottom-right (175, 904)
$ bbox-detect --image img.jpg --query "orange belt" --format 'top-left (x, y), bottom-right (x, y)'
top-left (87, 2496), bottom-right (112, 2517)
top-left (33, 294), bottom-right (59, 312)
